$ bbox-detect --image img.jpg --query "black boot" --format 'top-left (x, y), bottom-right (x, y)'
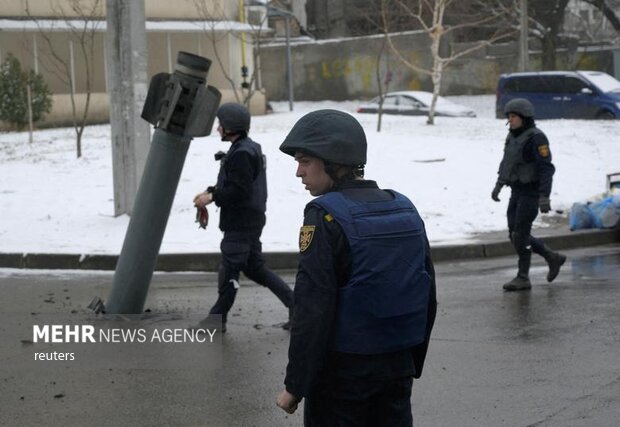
top-left (504, 250), bottom-right (532, 291)
top-left (545, 251), bottom-right (567, 283)
top-left (503, 275), bottom-right (532, 291)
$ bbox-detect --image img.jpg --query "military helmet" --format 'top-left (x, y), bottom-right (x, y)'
top-left (504, 98), bottom-right (535, 118)
top-left (216, 103), bottom-right (251, 133)
top-left (279, 109), bottom-right (367, 166)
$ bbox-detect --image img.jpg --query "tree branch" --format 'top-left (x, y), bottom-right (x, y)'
top-left (583, 0), bottom-right (620, 31)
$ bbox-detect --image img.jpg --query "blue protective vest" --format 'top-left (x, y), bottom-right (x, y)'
top-left (311, 190), bottom-right (431, 354)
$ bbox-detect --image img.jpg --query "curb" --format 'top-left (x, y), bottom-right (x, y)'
top-left (1, 229), bottom-right (618, 272)
top-left (429, 228), bottom-right (620, 262)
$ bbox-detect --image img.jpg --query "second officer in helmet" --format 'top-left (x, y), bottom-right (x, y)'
top-left (276, 109), bottom-right (437, 425)
top-left (193, 103), bottom-right (293, 332)
top-left (492, 98), bottom-right (566, 291)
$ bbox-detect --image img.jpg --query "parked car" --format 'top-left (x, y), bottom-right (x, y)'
top-left (357, 91), bottom-right (477, 117)
top-left (496, 70), bottom-right (620, 120)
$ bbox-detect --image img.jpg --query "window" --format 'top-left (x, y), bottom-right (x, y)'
top-left (543, 77), bottom-right (565, 93)
top-left (382, 96), bottom-right (398, 106)
top-left (399, 96), bottom-right (423, 108)
top-left (564, 77), bottom-right (589, 93)
top-left (505, 75), bottom-right (567, 93)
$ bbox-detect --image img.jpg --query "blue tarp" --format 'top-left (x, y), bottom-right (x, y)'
top-left (569, 194), bottom-right (620, 230)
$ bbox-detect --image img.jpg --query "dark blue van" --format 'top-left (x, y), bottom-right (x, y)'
top-left (496, 71), bottom-right (620, 119)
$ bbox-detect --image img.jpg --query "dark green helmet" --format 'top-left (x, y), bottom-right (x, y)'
top-left (216, 103), bottom-right (251, 133)
top-left (279, 109), bottom-right (367, 166)
top-left (504, 98), bottom-right (535, 118)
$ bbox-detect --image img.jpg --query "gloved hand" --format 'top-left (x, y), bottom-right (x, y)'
top-left (539, 196), bottom-right (551, 214)
top-left (195, 206), bottom-right (209, 229)
top-left (491, 182), bottom-right (503, 202)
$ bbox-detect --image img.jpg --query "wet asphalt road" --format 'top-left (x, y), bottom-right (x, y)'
top-left (0, 244), bottom-right (619, 427)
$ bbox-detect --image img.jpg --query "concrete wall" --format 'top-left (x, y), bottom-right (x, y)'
top-left (0, 30), bottom-right (107, 96)
top-left (0, 30), bottom-right (254, 96)
top-left (0, 28), bottom-right (264, 128)
top-left (260, 32), bottom-right (620, 101)
top-left (0, 0), bottom-right (264, 128)
top-left (39, 93), bottom-right (109, 127)
top-left (260, 31), bottom-right (438, 101)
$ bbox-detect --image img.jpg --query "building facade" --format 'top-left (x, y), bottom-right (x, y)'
top-left (1, 0), bottom-right (267, 127)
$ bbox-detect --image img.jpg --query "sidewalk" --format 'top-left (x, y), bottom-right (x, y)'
top-left (1, 221), bottom-right (619, 271)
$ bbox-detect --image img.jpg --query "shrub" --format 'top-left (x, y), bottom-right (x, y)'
top-left (0, 54), bottom-right (52, 130)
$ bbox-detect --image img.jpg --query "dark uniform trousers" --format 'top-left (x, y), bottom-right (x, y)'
top-left (507, 187), bottom-right (548, 276)
top-left (304, 376), bottom-right (414, 427)
top-left (208, 229), bottom-right (293, 323)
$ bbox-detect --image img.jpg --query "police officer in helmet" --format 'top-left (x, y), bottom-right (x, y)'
top-left (492, 98), bottom-right (566, 291)
top-left (193, 103), bottom-right (293, 331)
top-left (276, 109), bottom-right (437, 425)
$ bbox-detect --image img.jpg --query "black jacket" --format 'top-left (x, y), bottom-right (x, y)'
top-left (211, 136), bottom-right (267, 232)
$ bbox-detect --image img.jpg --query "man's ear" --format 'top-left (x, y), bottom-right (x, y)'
top-left (335, 165), bottom-right (354, 178)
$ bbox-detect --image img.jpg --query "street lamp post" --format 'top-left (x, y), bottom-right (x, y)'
top-left (265, 4), bottom-right (295, 111)
top-left (284, 13), bottom-right (293, 111)
top-left (519, 0), bottom-right (529, 72)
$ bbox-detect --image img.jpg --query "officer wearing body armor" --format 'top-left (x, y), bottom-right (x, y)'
top-left (492, 98), bottom-right (566, 291)
top-left (193, 103), bottom-right (293, 332)
top-left (275, 109), bottom-right (437, 426)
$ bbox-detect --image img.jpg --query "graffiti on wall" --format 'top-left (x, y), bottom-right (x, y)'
top-left (303, 51), bottom-right (426, 96)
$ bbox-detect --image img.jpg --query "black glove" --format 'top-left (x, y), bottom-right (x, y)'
top-left (539, 196), bottom-right (551, 214)
top-left (491, 182), bottom-right (503, 202)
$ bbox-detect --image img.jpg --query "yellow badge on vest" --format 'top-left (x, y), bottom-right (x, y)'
top-left (299, 225), bottom-right (316, 252)
top-left (538, 144), bottom-right (550, 157)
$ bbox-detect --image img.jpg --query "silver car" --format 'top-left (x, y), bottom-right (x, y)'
top-left (357, 91), bottom-right (477, 117)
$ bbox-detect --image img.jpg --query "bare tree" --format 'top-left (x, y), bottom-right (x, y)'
top-left (381, 0), bottom-right (515, 124)
top-left (582, 0), bottom-right (620, 32)
top-left (374, 36), bottom-right (394, 132)
top-left (530, 0), bottom-right (571, 70)
top-left (351, 1), bottom-right (397, 131)
top-left (489, 0), bottom-right (619, 70)
top-left (565, 1), bottom-right (619, 44)
top-left (193, 0), bottom-right (267, 107)
top-left (26, 0), bottom-right (103, 158)
top-left (490, 0), bottom-right (576, 70)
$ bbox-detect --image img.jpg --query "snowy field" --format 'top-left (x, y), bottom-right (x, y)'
top-left (0, 95), bottom-right (618, 255)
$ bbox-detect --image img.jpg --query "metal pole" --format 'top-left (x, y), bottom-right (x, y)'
top-left (105, 129), bottom-right (192, 313)
top-left (32, 34), bottom-right (38, 74)
top-left (27, 83), bottom-right (33, 144)
top-left (102, 37), bottom-right (108, 92)
top-left (69, 39), bottom-right (76, 96)
top-left (519, 0), bottom-right (529, 72)
top-left (285, 14), bottom-right (294, 111)
top-left (106, 0), bottom-right (150, 216)
top-left (98, 51), bottom-right (221, 315)
top-left (167, 33), bottom-right (172, 74)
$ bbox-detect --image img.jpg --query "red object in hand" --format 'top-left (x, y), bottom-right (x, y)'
top-left (195, 206), bottom-right (209, 229)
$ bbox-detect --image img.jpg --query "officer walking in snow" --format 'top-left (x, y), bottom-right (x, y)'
top-left (276, 110), bottom-right (437, 425)
top-left (492, 98), bottom-right (566, 291)
top-left (193, 103), bottom-right (293, 331)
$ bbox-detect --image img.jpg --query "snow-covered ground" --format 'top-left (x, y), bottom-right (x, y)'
top-left (0, 95), bottom-right (617, 254)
